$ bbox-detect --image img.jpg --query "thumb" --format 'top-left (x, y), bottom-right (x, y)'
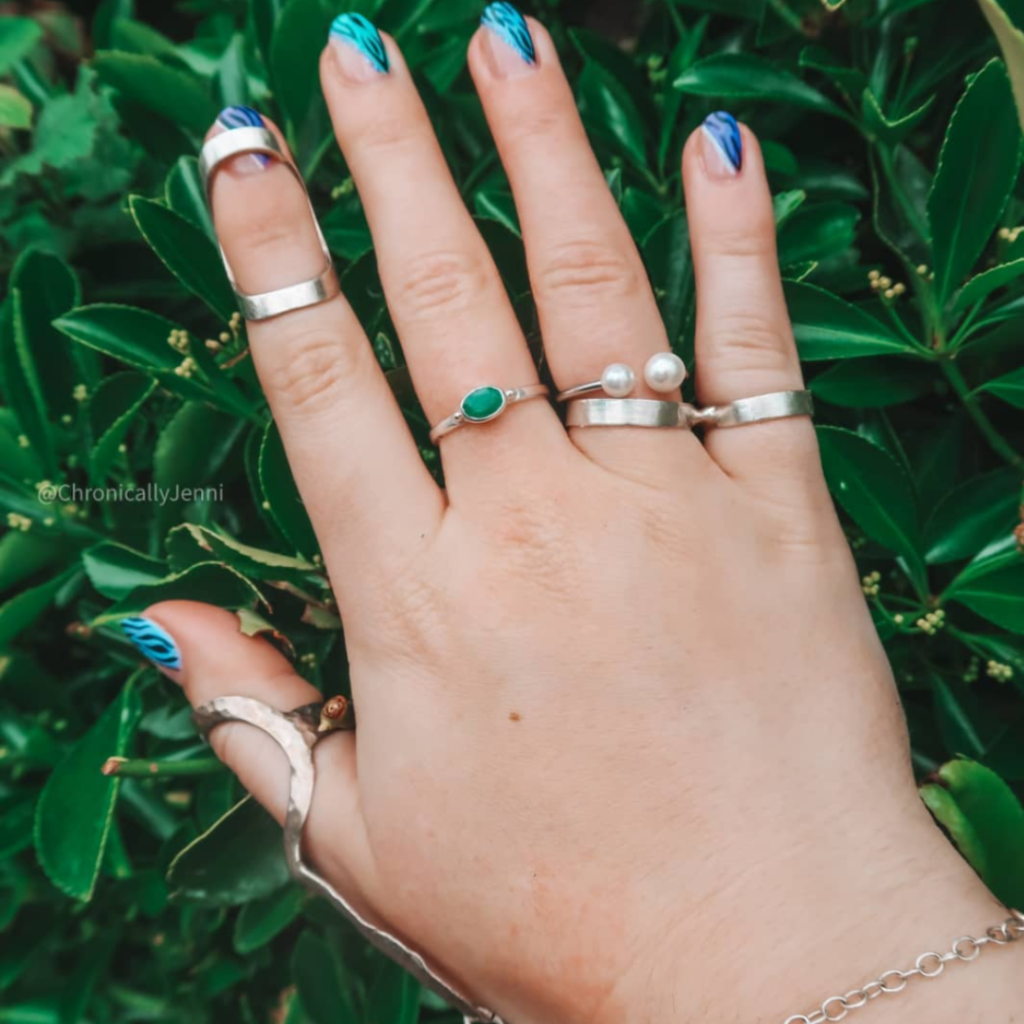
top-left (120, 601), bottom-right (374, 895)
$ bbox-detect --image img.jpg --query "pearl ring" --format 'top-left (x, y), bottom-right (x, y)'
top-left (556, 353), bottom-right (687, 402)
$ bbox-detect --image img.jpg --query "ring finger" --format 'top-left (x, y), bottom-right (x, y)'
top-left (468, 7), bottom-right (709, 475)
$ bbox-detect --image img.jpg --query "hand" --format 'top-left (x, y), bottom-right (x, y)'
top-left (126, 9), bottom-right (1017, 1022)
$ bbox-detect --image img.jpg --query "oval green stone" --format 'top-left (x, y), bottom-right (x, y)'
top-left (461, 386), bottom-right (506, 422)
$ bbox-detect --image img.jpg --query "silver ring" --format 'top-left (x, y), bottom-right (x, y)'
top-left (565, 398), bottom-right (691, 429)
top-left (192, 695), bottom-right (504, 1024)
top-left (199, 126), bottom-right (340, 321)
top-left (430, 384), bottom-right (550, 443)
top-left (691, 389), bottom-right (813, 428)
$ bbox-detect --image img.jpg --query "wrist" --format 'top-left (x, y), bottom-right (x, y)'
top-left (621, 797), bottom-right (1018, 1024)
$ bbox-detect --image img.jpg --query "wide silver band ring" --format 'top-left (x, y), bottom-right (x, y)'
top-left (430, 384), bottom-right (550, 443)
top-left (565, 398), bottom-right (691, 429)
top-left (692, 389), bottom-right (813, 428)
top-left (199, 126), bottom-right (340, 321)
top-left (192, 694), bottom-right (505, 1024)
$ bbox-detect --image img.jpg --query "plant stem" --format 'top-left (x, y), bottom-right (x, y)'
top-left (940, 359), bottom-right (1023, 469)
top-left (101, 756), bottom-right (225, 778)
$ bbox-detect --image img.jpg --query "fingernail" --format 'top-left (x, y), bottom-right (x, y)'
top-left (480, 2), bottom-right (537, 78)
top-left (121, 616), bottom-right (182, 672)
top-left (701, 111), bottom-right (742, 178)
top-left (214, 105), bottom-right (269, 173)
top-left (329, 13), bottom-right (389, 81)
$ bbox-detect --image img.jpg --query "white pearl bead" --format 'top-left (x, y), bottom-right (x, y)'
top-left (600, 363), bottom-right (636, 398)
top-left (643, 352), bottom-right (687, 392)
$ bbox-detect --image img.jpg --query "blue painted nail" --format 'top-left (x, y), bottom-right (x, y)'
top-left (215, 105), bottom-right (269, 167)
top-left (217, 105), bottom-right (265, 130)
top-left (329, 13), bottom-right (390, 75)
top-left (481, 2), bottom-right (536, 65)
top-left (121, 617), bottom-right (182, 671)
top-left (702, 111), bottom-right (742, 176)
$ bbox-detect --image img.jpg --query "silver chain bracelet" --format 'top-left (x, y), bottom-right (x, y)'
top-left (783, 909), bottom-right (1024, 1024)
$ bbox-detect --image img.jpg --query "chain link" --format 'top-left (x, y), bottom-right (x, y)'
top-left (781, 909), bottom-right (1024, 1024)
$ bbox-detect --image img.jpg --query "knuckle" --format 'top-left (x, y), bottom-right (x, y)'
top-left (502, 107), bottom-right (565, 148)
top-left (535, 239), bottom-right (643, 307)
top-left (392, 248), bottom-right (494, 322)
top-left (230, 208), bottom-right (305, 258)
top-left (706, 310), bottom-right (795, 377)
top-left (356, 117), bottom-right (431, 160)
top-left (706, 218), bottom-right (776, 259)
top-left (272, 325), bottom-right (368, 415)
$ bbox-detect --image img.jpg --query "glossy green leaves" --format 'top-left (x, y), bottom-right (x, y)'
top-left (922, 759), bottom-right (1024, 907)
top-left (35, 679), bottom-right (142, 901)
top-left (928, 59), bottom-right (1022, 305)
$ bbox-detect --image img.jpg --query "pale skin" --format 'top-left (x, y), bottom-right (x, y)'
top-left (139, 17), bottom-right (1018, 1023)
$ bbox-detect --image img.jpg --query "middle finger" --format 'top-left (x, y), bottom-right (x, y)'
top-left (319, 15), bottom-right (569, 486)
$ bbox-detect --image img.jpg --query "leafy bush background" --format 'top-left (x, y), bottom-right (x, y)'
top-left (3, 0), bottom-right (1024, 1020)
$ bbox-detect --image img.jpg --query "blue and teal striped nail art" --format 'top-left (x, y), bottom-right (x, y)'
top-left (217, 105), bottom-right (265, 130)
top-left (481, 2), bottom-right (536, 65)
top-left (121, 617), bottom-right (182, 671)
top-left (330, 13), bottom-right (389, 73)
top-left (702, 111), bottom-right (742, 174)
top-left (216, 105), bottom-right (269, 166)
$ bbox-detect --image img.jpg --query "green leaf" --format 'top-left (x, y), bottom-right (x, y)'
top-left (367, 959), bottom-right (420, 1024)
top-left (34, 678), bottom-right (142, 901)
top-left (772, 189), bottom-right (807, 227)
top-left (674, 54), bottom-right (845, 118)
top-left (980, 364), bottom-right (1024, 408)
top-left (576, 62), bottom-right (649, 171)
top-left (0, 18), bottom-right (43, 75)
top-left (92, 52), bottom-right (218, 136)
top-left (88, 372), bottom-right (156, 482)
top-left (9, 249), bottom-right (82, 422)
top-left (0, 86), bottom-right (32, 129)
top-left (167, 797), bottom-right (290, 906)
top-left (952, 258), bottom-right (1024, 314)
top-left (860, 89), bottom-right (934, 145)
top-left (153, 400), bottom-right (242, 533)
top-left (128, 196), bottom-right (236, 322)
top-left (930, 759), bottom-right (1024, 907)
top-left (0, 568), bottom-right (78, 648)
top-left (928, 59), bottom-right (1022, 304)
top-left (233, 884), bottom-right (305, 955)
top-left (777, 202), bottom-right (860, 266)
top-left (291, 930), bottom-right (357, 1024)
top-left (946, 548), bottom-right (1024, 633)
top-left (259, 422), bottom-right (319, 560)
top-left (920, 782), bottom-right (989, 877)
top-left (165, 156), bottom-right (214, 238)
top-left (810, 357), bottom-right (933, 408)
top-left (55, 303), bottom-right (191, 373)
top-left (659, 19), bottom-right (707, 171)
top-left (93, 562), bottom-right (267, 623)
top-left (978, 0), bottom-right (1024, 138)
top-left (214, 33), bottom-right (248, 109)
top-left (924, 468), bottom-right (1021, 564)
top-left (271, 0), bottom-right (331, 133)
top-left (82, 543), bottom-right (166, 600)
top-left (784, 281), bottom-right (918, 359)
top-left (642, 211), bottom-right (692, 353)
top-left (817, 426), bottom-right (924, 575)
top-left (252, 0), bottom-right (285, 81)
top-left (166, 524), bottom-right (321, 586)
top-left (0, 293), bottom-right (55, 477)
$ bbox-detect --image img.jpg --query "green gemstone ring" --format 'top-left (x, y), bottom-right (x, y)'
top-left (429, 383), bottom-right (551, 443)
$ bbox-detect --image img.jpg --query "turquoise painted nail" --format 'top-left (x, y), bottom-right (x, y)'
top-left (329, 13), bottom-right (389, 74)
top-left (481, 3), bottom-right (536, 65)
top-left (121, 617), bottom-right (182, 671)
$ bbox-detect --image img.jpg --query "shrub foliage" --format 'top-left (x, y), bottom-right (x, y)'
top-left (2, 0), bottom-right (1024, 1021)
